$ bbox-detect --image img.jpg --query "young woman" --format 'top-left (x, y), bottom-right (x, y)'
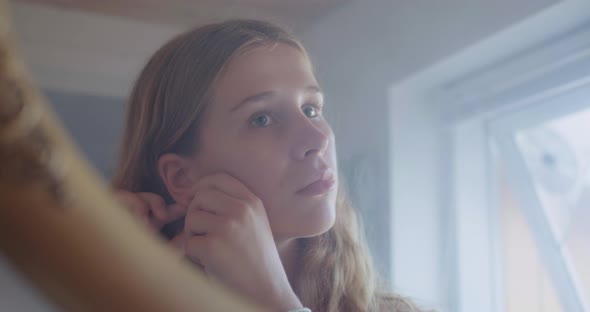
top-left (113, 20), bottom-right (422, 312)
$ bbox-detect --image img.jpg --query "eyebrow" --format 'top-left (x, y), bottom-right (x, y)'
top-left (230, 85), bottom-right (323, 112)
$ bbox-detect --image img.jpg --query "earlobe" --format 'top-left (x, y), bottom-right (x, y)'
top-left (157, 153), bottom-right (195, 206)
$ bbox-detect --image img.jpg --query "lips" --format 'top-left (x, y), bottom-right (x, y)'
top-left (296, 169), bottom-right (336, 196)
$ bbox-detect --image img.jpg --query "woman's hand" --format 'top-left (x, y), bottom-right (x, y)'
top-left (183, 173), bottom-right (302, 311)
top-left (114, 189), bottom-right (187, 251)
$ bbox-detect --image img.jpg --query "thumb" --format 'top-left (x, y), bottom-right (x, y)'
top-left (166, 203), bottom-right (188, 223)
top-left (169, 231), bottom-right (187, 256)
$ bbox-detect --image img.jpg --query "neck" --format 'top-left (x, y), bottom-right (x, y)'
top-left (275, 238), bottom-right (301, 289)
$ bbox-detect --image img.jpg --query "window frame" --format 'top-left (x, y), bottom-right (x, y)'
top-left (488, 81), bottom-right (590, 312)
top-left (443, 22), bottom-right (590, 312)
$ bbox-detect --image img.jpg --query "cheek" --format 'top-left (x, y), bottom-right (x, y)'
top-left (233, 154), bottom-right (285, 197)
top-left (200, 138), bottom-right (288, 198)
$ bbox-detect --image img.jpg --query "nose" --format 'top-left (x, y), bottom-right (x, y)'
top-left (290, 117), bottom-right (331, 161)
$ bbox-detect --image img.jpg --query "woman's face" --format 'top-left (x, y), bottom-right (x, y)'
top-left (189, 43), bottom-right (338, 241)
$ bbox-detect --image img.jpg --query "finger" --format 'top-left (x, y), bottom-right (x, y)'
top-left (136, 193), bottom-right (188, 232)
top-left (128, 202), bottom-right (150, 226)
top-left (184, 234), bottom-right (211, 266)
top-left (160, 216), bottom-right (185, 240)
top-left (195, 172), bottom-right (255, 201)
top-left (150, 203), bottom-right (187, 230)
top-left (136, 192), bottom-right (168, 221)
top-left (166, 203), bottom-right (188, 222)
top-left (184, 208), bottom-right (225, 236)
top-left (115, 191), bottom-right (150, 221)
top-left (169, 231), bottom-right (187, 255)
top-left (189, 188), bottom-right (243, 216)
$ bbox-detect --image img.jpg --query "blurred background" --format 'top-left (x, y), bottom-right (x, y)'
top-left (2, 0), bottom-right (590, 311)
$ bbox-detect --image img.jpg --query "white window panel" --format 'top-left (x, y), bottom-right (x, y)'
top-left (490, 82), bottom-right (590, 312)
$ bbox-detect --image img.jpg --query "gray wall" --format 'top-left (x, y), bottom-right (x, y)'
top-left (45, 90), bottom-right (126, 179)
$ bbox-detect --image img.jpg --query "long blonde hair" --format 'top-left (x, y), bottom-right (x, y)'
top-left (113, 19), bottom-right (420, 312)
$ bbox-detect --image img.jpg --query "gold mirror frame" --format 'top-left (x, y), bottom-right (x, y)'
top-left (0, 2), bottom-right (260, 311)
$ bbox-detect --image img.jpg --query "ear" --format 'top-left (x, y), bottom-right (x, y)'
top-left (157, 153), bottom-right (196, 207)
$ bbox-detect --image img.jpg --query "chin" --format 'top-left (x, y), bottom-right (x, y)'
top-left (303, 216), bottom-right (335, 238)
top-left (270, 191), bottom-right (338, 239)
top-left (294, 198), bottom-right (337, 238)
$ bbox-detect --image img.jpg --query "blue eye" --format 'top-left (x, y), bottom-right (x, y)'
top-left (303, 105), bottom-right (319, 118)
top-left (250, 113), bottom-right (272, 127)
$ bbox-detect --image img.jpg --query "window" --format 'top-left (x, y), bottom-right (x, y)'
top-left (491, 84), bottom-right (590, 311)
top-left (498, 161), bottom-right (564, 311)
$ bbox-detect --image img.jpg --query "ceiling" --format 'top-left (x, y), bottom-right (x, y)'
top-left (14, 0), bottom-right (352, 32)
